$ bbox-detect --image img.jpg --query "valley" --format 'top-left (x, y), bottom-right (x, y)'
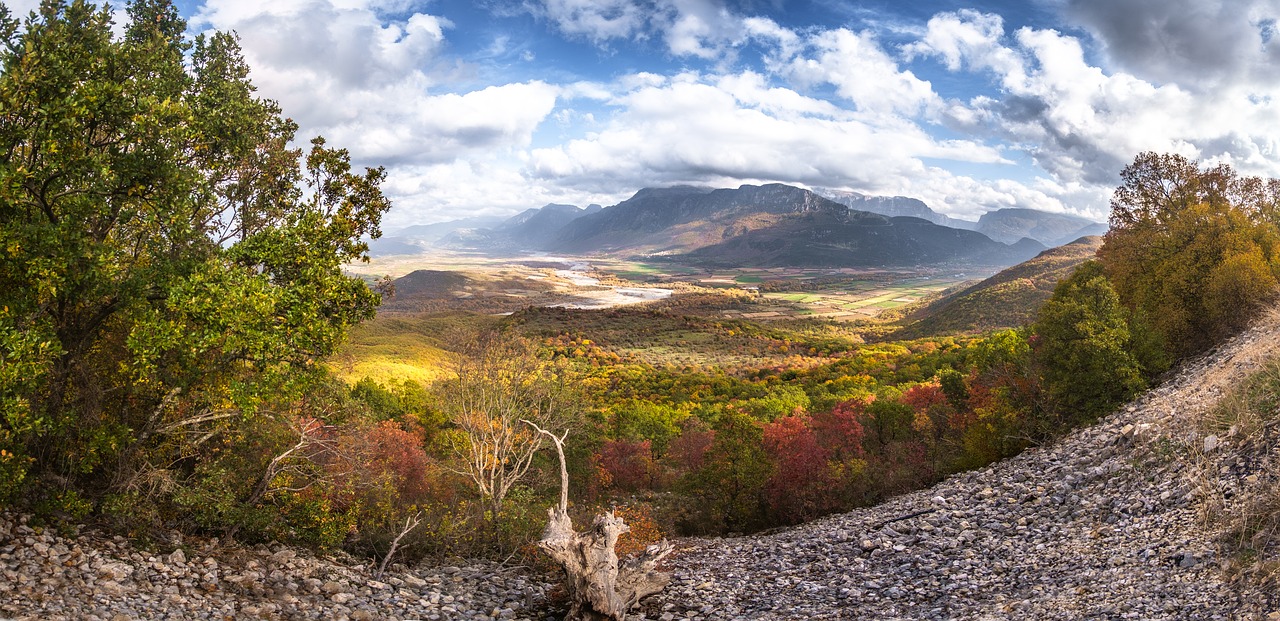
top-left (345, 249), bottom-right (991, 322)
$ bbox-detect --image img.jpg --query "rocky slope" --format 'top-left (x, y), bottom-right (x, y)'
top-left (4, 312), bottom-right (1280, 620)
top-left (0, 519), bottom-right (551, 621)
top-left (644, 307), bottom-right (1280, 620)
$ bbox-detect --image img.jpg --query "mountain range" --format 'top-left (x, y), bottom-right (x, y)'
top-left (975, 208), bottom-right (1107, 246)
top-left (818, 190), bottom-right (977, 230)
top-left (377, 183), bottom-right (1107, 268)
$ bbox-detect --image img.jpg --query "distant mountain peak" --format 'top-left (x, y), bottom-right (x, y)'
top-left (976, 208), bottom-right (1102, 246)
top-left (818, 189), bottom-right (978, 231)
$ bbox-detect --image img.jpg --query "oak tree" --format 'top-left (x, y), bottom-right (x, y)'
top-left (0, 0), bottom-right (388, 506)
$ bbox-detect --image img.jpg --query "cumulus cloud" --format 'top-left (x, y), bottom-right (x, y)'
top-left (786, 28), bottom-right (942, 118)
top-left (537, 0), bottom-right (647, 43)
top-left (908, 9), bottom-right (1280, 192)
top-left (190, 0), bottom-right (561, 179)
top-left (532, 0), bottom-right (790, 61)
top-left (526, 70), bottom-right (1004, 197)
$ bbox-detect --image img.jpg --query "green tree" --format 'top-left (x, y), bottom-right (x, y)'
top-left (681, 409), bottom-right (771, 533)
top-left (0, 1), bottom-right (389, 507)
top-left (1032, 261), bottom-right (1151, 427)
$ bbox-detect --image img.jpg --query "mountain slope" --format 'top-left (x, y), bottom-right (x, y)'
top-left (644, 307), bottom-right (1280, 619)
top-left (890, 236), bottom-right (1103, 338)
top-left (685, 211), bottom-right (1044, 267)
top-left (550, 184), bottom-right (818, 253)
top-left (394, 215), bottom-right (507, 244)
top-left (440, 203), bottom-right (600, 251)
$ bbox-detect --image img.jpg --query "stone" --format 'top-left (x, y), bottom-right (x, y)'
top-left (1203, 435), bottom-right (1221, 453)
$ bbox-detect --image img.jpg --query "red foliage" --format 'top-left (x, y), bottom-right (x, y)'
top-left (761, 414), bottom-right (835, 523)
top-left (667, 422), bottom-right (715, 474)
top-left (812, 397), bottom-right (868, 461)
top-left (599, 439), bottom-right (657, 491)
top-left (363, 420), bottom-right (434, 502)
top-left (900, 383), bottom-right (947, 413)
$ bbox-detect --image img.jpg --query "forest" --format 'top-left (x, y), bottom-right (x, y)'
top-left (3, 0), bottom-right (1280, 577)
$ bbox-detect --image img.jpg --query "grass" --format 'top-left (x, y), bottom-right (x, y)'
top-left (1194, 357), bottom-right (1280, 595)
top-left (329, 312), bottom-right (501, 385)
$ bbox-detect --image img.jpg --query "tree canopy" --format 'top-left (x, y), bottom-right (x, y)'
top-left (1099, 152), bottom-right (1280, 356)
top-left (0, 0), bottom-right (389, 507)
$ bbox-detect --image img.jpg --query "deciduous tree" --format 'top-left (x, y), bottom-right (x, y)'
top-left (0, 0), bottom-right (389, 507)
top-left (436, 333), bottom-right (573, 533)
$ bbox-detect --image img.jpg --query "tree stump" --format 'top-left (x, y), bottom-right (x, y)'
top-left (524, 421), bottom-right (674, 620)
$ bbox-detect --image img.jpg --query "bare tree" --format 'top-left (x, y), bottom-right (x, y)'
top-left (438, 332), bottom-right (572, 534)
top-left (523, 420), bottom-right (674, 621)
top-left (376, 511), bottom-right (423, 578)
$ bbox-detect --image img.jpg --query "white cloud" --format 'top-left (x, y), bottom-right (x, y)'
top-left (190, 0), bottom-right (561, 217)
top-left (907, 9), bottom-right (1280, 191)
top-left (786, 28), bottom-right (941, 118)
top-left (902, 10), bottom-right (1026, 89)
top-left (538, 0), bottom-right (647, 43)
top-left (3, 0), bottom-right (41, 17)
top-left (532, 0), bottom-right (790, 62)
top-left (526, 71), bottom-right (1005, 199)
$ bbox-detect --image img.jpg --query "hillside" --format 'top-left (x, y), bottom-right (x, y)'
top-left (685, 211), bottom-right (1044, 268)
top-left (889, 236), bottom-right (1103, 338)
top-left (642, 307), bottom-right (1280, 619)
top-left (549, 184), bottom-right (822, 253)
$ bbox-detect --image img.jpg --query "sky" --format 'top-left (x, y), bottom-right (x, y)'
top-left (12, 0), bottom-right (1280, 229)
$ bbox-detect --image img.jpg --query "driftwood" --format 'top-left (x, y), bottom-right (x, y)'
top-left (872, 508), bottom-right (937, 530)
top-left (524, 421), bottom-right (674, 621)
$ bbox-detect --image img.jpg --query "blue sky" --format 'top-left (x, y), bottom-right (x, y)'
top-left (13, 0), bottom-right (1280, 229)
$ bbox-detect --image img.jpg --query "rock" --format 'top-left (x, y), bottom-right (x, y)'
top-left (1203, 434), bottom-right (1221, 453)
top-left (332, 592), bottom-right (356, 604)
top-left (168, 549), bottom-right (185, 565)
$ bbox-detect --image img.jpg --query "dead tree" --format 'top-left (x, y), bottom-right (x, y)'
top-left (524, 421), bottom-right (674, 621)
